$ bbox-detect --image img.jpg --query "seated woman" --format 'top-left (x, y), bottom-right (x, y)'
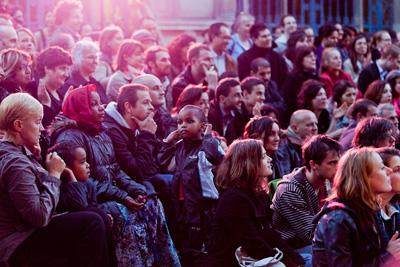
top-left (243, 116), bottom-right (283, 181)
top-left (343, 34), bottom-right (371, 84)
top-left (312, 147), bottom-right (400, 266)
top-left (283, 29), bottom-right (309, 71)
top-left (281, 46), bottom-right (318, 128)
top-left (376, 147), bottom-right (400, 247)
top-left (364, 80), bottom-right (393, 105)
top-left (61, 40), bottom-right (109, 104)
top-left (49, 85), bottom-right (180, 267)
top-left (386, 70), bottom-right (400, 116)
top-left (34, 46), bottom-right (73, 127)
top-left (107, 40), bottom-right (145, 102)
top-left (0, 93), bottom-right (114, 266)
top-left (0, 48), bottom-right (33, 102)
top-left (297, 79), bottom-right (346, 139)
top-left (319, 47), bottom-right (357, 98)
top-left (203, 139), bottom-right (306, 267)
top-left (92, 26), bottom-right (124, 89)
top-left (331, 80), bottom-right (357, 130)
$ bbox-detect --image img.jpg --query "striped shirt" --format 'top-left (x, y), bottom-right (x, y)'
top-left (271, 167), bottom-right (321, 249)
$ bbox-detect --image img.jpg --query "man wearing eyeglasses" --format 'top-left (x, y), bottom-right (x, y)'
top-left (209, 22), bottom-right (237, 76)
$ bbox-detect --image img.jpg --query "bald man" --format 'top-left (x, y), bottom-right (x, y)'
top-left (0, 25), bottom-right (17, 52)
top-left (278, 110), bottom-right (318, 175)
top-left (133, 74), bottom-right (174, 139)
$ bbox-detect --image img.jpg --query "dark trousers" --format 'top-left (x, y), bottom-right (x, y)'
top-left (9, 209), bottom-right (116, 267)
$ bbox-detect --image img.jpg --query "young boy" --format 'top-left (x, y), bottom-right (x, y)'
top-left (158, 105), bottom-right (224, 266)
top-left (47, 141), bottom-right (118, 267)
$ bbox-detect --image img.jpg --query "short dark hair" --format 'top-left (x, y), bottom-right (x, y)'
top-left (297, 79), bottom-right (325, 110)
top-left (381, 44), bottom-right (400, 60)
top-left (175, 84), bottom-right (208, 113)
top-left (285, 29), bottom-right (308, 62)
top-left (250, 23), bottom-right (268, 39)
top-left (179, 104), bottom-right (206, 123)
top-left (302, 134), bottom-right (342, 171)
top-left (219, 71), bottom-right (238, 81)
top-left (280, 14), bottom-right (295, 27)
top-left (352, 117), bottom-right (395, 148)
top-left (240, 77), bottom-right (265, 94)
top-left (145, 45), bottom-right (168, 67)
top-left (250, 57), bottom-right (270, 73)
top-left (318, 22), bottom-right (338, 39)
top-left (117, 84), bottom-right (149, 115)
top-left (187, 43), bottom-right (210, 62)
top-left (209, 22), bottom-right (229, 42)
top-left (53, 0), bottom-right (82, 26)
top-left (215, 78), bottom-right (240, 101)
top-left (48, 141), bottom-right (82, 166)
top-left (332, 80), bottom-right (355, 106)
top-left (36, 47), bottom-right (73, 78)
top-left (350, 99), bottom-right (378, 120)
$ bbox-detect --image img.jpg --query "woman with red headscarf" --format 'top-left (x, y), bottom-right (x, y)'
top-left (49, 85), bottom-right (180, 267)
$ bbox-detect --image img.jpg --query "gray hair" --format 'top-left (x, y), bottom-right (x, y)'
top-left (377, 103), bottom-right (396, 117)
top-left (71, 40), bottom-right (99, 73)
top-left (232, 12), bottom-right (255, 33)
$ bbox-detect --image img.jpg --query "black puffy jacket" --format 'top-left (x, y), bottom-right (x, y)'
top-left (312, 199), bottom-right (394, 267)
top-left (49, 120), bottom-right (146, 202)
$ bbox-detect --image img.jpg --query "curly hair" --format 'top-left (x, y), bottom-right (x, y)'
top-left (36, 46), bottom-right (72, 78)
top-left (352, 117), bottom-right (395, 148)
top-left (297, 79), bottom-right (325, 110)
top-left (53, 0), bottom-right (82, 26)
top-left (167, 33), bottom-right (196, 67)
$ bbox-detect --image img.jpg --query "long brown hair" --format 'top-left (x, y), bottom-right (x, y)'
top-left (328, 147), bottom-right (378, 212)
top-left (215, 139), bottom-right (265, 193)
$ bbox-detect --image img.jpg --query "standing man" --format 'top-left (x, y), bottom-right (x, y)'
top-left (274, 15), bottom-right (297, 53)
top-left (145, 46), bottom-right (173, 110)
top-left (209, 22), bottom-right (237, 76)
top-left (238, 23), bottom-right (287, 89)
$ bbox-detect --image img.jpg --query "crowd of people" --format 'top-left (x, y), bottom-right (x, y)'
top-left (2, 0), bottom-right (400, 266)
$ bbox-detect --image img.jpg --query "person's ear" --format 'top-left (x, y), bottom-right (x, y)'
top-left (291, 124), bottom-right (299, 134)
top-left (124, 102), bottom-right (133, 114)
top-left (242, 90), bottom-right (249, 99)
top-left (201, 122), bottom-right (206, 131)
top-left (356, 112), bottom-right (363, 122)
top-left (250, 70), bottom-right (255, 76)
top-left (148, 60), bottom-right (155, 69)
top-left (44, 65), bottom-right (50, 75)
top-left (13, 119), bottom-right (23, 133)
top-left (309, 160), bottom-right (319, 170)
top-left (219, 95), bottom-right (226, 103)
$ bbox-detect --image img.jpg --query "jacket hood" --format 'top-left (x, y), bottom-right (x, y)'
top-left (105, 102), bottom-right (131, 130)
top-left (312, 199), bottom-right (357, 225)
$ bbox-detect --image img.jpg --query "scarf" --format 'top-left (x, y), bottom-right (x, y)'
top-left (286, 126), bottom-right (303, 146)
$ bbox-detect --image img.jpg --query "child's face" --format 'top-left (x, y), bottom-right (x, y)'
top-left (69, 148), bottom-right (91, 182)
top-left (177, 109), bottom-right (205, 139)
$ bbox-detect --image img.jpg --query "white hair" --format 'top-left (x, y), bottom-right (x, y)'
top-left (70, 40), bottom-right (99, 73)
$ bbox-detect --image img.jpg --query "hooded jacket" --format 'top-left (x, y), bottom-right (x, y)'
top-left (312, 199), bottom-right (394, 266)
top-left (49, 119), bottom-right (146, 201)
top-left (103, 102), bottom-right (160, 180)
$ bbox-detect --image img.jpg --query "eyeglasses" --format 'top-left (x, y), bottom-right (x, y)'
top-left (18, 64), bottom-right (32, 71)
top-left (85, 56), bottom-right (98, 61)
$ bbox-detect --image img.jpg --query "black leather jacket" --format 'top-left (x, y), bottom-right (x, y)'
top-left (277, 138), bottom-right (303, 176)
top-left (312, 199), bottom-right (394, 266)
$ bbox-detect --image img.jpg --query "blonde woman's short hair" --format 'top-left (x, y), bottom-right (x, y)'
top-left (0, 48), bottom-right (31, 82)
top-left (0, 93), bottom-right (43, 135)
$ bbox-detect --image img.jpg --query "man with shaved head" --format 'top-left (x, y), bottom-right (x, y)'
top-left (133, 74), bottom-right (174, 139)
top-left (0, 25), bottom-right (17, 52)
top-left (278, 109), bottom-right (318, 175)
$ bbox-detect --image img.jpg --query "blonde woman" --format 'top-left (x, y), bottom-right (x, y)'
top-left (0, 48), bottom-right (32, 101)
top-left (0, 93), bottom-right (115, 266)
top-left (312, 147), bottom-right (400, 266)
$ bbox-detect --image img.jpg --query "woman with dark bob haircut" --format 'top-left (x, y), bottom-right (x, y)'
top-left (204, 139), bottom-right (306, 267)
top-left (352, 116), bottom-right (396, 148)
top-left (331, 80), bottom-right (357, 130)
top-left (281, 46), bottom-right (318, 127)
top-left (173, 84), bottom-right (209, 116)
top-left (364, 80), bottom-right (393, 105)
top-left (298, 79), bottom-right (346, 138)
top-left (243, 116), bottom-right (282, 181)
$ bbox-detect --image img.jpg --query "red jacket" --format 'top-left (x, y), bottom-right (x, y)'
top-left (320, 69), bottom-right (357, 98)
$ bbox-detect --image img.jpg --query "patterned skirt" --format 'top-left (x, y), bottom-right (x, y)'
top-left (112, 197), bottom-right (181, 267)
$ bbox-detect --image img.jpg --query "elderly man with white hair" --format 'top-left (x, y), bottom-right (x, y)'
top-left (60, 40), bottom-right (109, 104)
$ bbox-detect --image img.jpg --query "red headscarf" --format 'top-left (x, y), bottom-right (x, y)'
top-left (62, 84), bottom-right (100, 130)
